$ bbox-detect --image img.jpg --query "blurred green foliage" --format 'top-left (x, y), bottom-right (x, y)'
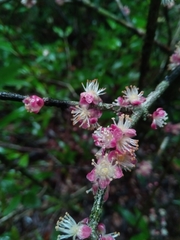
top-left (0, 0), bottom-right (180, 240)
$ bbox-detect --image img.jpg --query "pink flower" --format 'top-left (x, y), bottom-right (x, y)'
top-left (71, 105), bottom-right (102, 129)
top-left (80, 79), bottom-right (106, 105)
top-left (168, 42), bottom-right (180, 70)
top-left (123, 6), bottom-right (130, 15)
top-left (92, 127), bottom-right (116, 149)
top-left (112, 114), bottom-right (136, 137)
top-left (86, 154), bottom-right (123, 189)
top-left (151, 108), bottom-right (168, 129)
top-left (136, 160), bottom-right (152, 177)
top-left (122, 85), bottom-right (146, 106)
top-left (55, 212), bottom-right (92, 240)
top-left (164, 122), bottom-right (180, 135)
top-left (97, 223), bottom-right (120, 240)
top-left (23, 95), bottom-right (44, 113)
top-left (108, 150), bottom-right (136, 171)
top-left (111, 115), bottom-right (139, 154)
top-left (114, 96), bottom-right (130, 109)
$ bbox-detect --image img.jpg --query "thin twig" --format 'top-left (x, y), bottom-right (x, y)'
top-left (138, 0), bottom-right (162, 88)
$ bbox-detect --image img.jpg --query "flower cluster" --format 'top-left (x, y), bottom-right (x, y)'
top-left (71, 79), bottom-right (105, 129)
top-left (70, 81), bottom-right (168, 191)
top-left (56, 80), bottom-right (168, 240)
top-left (87, 114), bottom-right (138, 190)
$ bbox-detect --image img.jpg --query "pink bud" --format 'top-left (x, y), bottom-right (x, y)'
top-left (23, 95), bottom-right (44, 113)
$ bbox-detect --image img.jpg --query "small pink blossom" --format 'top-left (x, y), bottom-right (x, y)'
top-left (151, 108), bottom-right (168, 129)
top-left (71, 105), bottom-right (102, 129)
top-left (122, 85), bottom-right (146, 106)
top-left (86, 154), bottom-right (123, 189)
top-left (114, 96), bottom-right (130, 109)
top-left (136, 160), bottom-right (152, 177)
top-left (92, 127), bottom-right (116, 149)
top-left (123, 6), bottom-right (130, 15)
top-left (55, 212), bottom-right (92, 240)
top-left (80, 79), bottom-right (106, 105)
top-left (168, 42), bottom-right (180, 70)
top-left (108, 150), bottom-right (136, 171)
top-left (164, 122), bottom-right (180, 135)
top-left (112, 114), bottom-right (136, 137)
top-left (111, 115), bottom-right (139, 154)
top-left (23, 95), bottom-right (44, 113)
top-left (97, 223), bottom-right (120, 240)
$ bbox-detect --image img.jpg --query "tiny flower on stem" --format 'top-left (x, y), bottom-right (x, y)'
top-left (86, 154), bottom-right (123, 189)
top-left (80, 79), bottom-right (106, 105)
top-left (136, 160), bottom-right (152, 177)
top-left (71, 105), bottom-right (102, 129)
top-left (23, 95), bottom-right (44, 113)
top-left (97, 223), bottom-right (120, 240)
top-left (111, 115), bottom-right (139, 154)
top-left (168, 42), bottom-right (180, 70)
top-left (92, 126), bottom-right (116, 149)
top-left (108, 150), bottom-right (136, 171)
top-left (151, 108), bottom-right (168, 129)
top-left (164, 122), bottom-right (180, 135)
top-left (122, 85), bottom-right (146, 106)
top-left (55, 212), bottom-right (92, 240)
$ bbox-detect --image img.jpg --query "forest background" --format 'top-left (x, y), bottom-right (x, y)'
top-left (0, 0), bottom-right (180, 240)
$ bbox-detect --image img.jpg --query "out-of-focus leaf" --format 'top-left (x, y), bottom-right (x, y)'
top-left (10, 227), bottom-right (20, 240)
top-left (0, 63), bottom-right (22, 87)
top-left (3, 195), bottom-right (21, 215)
top-left (22, 192), bottom-right (41, 208)
top-left (18, 154), bottom-right (29, 167)
top-left (130, 232), bottom-right (149, 240)
top-left (53, 27), bottom-right (64, 38)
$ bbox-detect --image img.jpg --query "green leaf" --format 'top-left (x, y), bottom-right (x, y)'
top-left (53, 27), bottom-right (64, 38)
top-left (3, 195), bottom-right (21, 215)
top-left (18, 154), bottom-right (29, 167)
top-left (65, 26), bottom-right (73, 37)
top-left (0, 63), bottom-right (21, 87)
top-left (120, 209), bottom-right (136, 226)
top-left (172, 199), bottom-right (180, 206)
top-left (10, 226), bottom-right (20, 240)
top-left (22, 192), bottom-right (41, 208)
top-left (130, 232), bottom-right (149, 240)
top-left (0, 37), bottom-right (15, 53)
